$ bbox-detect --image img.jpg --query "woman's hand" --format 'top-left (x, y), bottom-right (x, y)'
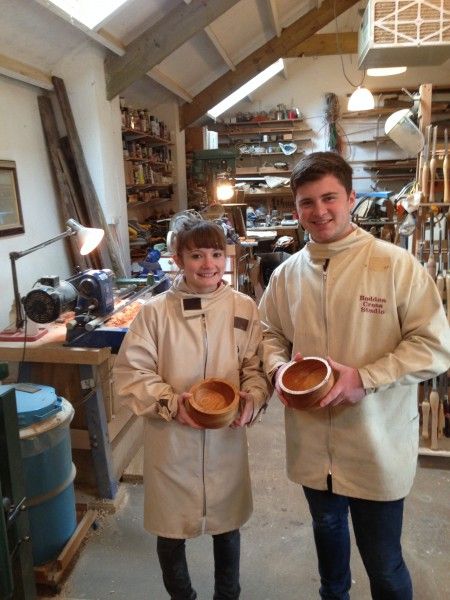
top-left (318, 357), bottom-right (366, 408)
top-left (174, 393), bottom-right (204, 429)
top-left (231, 391), bottom-right (254, 427)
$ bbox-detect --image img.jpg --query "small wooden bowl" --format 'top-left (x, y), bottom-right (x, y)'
top-left (278, 357), bottom-right (335, 410)
top-left (187, 378), bottom-right (240, 428)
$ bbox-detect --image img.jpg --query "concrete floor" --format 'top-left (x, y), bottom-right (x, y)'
top-left (40, 397), bottom-right (450, 600)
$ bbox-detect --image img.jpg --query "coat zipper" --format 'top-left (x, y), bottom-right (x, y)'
top-left (322, 259), bottom-right (333, 486)
top-left (201, 314), bottom-right (207, 519)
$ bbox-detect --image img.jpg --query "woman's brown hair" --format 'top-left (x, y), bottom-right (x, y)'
top-left (175, 221), bottom-right (226, 255)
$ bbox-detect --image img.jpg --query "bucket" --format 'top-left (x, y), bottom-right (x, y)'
top-left (1, 384), bottom-right (77, 565)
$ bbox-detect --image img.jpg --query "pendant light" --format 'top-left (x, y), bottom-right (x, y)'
top-left (347, 86), bottom-right (375, 111)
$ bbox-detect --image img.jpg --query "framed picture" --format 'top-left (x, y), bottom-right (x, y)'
top-left (0, 160), bottom-right (24, 237)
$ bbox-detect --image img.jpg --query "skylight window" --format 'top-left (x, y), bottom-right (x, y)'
top-left (208, 59), bottom-right (285, 120)
top-left (47, 0), bottom-right (129, 29)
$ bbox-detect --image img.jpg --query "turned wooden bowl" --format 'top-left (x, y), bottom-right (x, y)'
top-left (278, 357), bottom-right (335, 410)
top-left (187, 378), bottom-right (240, 428)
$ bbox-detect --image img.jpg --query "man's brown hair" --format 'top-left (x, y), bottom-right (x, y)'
top-left (290, 151), bottom-right (353, 196)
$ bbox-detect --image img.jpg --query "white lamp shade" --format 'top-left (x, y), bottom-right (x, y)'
top-left (66, 218), bottom-right (104, 255)
top-left (216, 181), bottom-right (234, 201)
top-left (347, 86), bottom-right (375, 111)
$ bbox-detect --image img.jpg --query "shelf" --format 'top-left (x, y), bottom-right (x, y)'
top-left (244, 189), bottom-right (291, 198)
top-left (121, 128), bottom-right (172, 146)
top-left (419, 436), bottom-right (450, 457)
top-left (128, 198), bottom-right (171, 211)
top-left (236, 150), bottom-right (304, 157)
top-left (126, 183), bottom-right (174, 190)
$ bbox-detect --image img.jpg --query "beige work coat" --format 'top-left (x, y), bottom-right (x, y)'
top-left (259, 227), bottom-right (450, 501)
top-left (114, 276), bottom-right (269, 538)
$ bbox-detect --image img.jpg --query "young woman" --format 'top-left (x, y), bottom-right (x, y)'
top-left (114, 221), bottom-right (269, 600)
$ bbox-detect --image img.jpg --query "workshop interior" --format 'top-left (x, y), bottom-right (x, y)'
top-left (1, 1), bottom-right (450, 598)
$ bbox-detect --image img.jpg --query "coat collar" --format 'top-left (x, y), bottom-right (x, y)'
top-left (168, 274), bottom-right (233, 317)
top-left (304, 225), bottom-right (373, 261)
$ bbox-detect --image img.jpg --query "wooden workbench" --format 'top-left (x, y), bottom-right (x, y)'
top-left (0, 323), bottom-right (142, 499)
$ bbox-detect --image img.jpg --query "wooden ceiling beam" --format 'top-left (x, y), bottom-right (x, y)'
top-left (148, 67), bottom-right (193, 103)
top-left (286, 32), bottom-right (357, 57)
top-left (0, 53), bottom-right (53, 90)
top-left (266, 0), bottom-right (281, 37)
top-left (104, 0), bottom-right (241, 101)
top-left (180, 0), bottom-right (360, 129)
top-left (205, 26), bottom-right (236, 71)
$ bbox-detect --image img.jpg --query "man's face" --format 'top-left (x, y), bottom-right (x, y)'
top-left (295, 174), bottom-right (355, 243)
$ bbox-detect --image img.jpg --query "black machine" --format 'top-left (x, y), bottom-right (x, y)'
top-left (23, 269), bottom-right (114, 326)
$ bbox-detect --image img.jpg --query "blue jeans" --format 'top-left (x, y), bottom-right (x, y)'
top-left (303, 486), bottom-right (412, 600)
top-left (157, 530), bottom-right (240, 599)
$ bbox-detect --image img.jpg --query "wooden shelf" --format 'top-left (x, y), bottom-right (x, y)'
top-left (121, 128), bottom-right (172, 146)
top-left (126, 183), bottom-right (173, 189)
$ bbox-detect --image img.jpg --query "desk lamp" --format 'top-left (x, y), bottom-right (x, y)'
top-left (1, 218), bottom-right (104, 341)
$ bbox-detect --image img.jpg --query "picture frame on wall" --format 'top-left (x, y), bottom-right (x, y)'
top-left (0, 160), bottom-right (25, 237)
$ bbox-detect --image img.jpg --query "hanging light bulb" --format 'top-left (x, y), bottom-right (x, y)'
top-left (348, 86), bottom-right (375, 111)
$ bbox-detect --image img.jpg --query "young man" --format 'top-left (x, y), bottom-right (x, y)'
top-left (259, 151), bottom-right (450, 600)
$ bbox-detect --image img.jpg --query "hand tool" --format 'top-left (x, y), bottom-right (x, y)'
top-left (438, 373), bottom-right (445, 439)
top-left (421, 379), bottom-right (430, 440)
top-left (426, 213), bottom-right (436, 280)
top-left (444, 128), bottom-right (449, 204)
top-left (421, 125), bottom-right (432, 203)
top-left (446, 230), bottom-right (450, 324)
top-left (443, 373), bottom-right (450, 438)
top-left (429, 125), bottom-right (438, 204)
top-left (436, 229), bottom-right (445, 299)
top-left (430, 377), bottom-right (439, 451)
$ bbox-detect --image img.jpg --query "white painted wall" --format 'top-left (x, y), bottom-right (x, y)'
top-left (218, 55), bottom-right (450, 193)
top-left (0, 41), bottom-right (131, 330)
top-left (0, 75), bottom-right (72, 330)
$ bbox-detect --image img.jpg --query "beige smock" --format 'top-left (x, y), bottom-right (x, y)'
top-left (259, 226), bottom-right (450, 501)
top-left (114, 276), bottom-right (269, 538)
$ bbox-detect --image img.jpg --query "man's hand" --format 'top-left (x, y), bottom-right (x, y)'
top-left (175, 393), bottom-right (204, 429)
top-left (319, 357), bottom-right (366, 408)
top-left (274, 352), bottom-right (303, 406)
top-left (231, 391), bottom-right (254, 427)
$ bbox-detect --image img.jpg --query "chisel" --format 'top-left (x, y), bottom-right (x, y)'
top-left (421, 379), bottom-right (430, 440)
top-left (444, 128), bottom-right (449, 204)
top-left (436, 229), bottom-right (445, 299)
top-left (443, 373), bottom-right (450, 438)
top-left (426, 214), bottom-right (436, 280)
top-left (421, 125), bottom-right (432, 203)
top-left (438, 374), bottom-right (445, 439)
top-left (430, 377), bottom-right (439, 451)
top-left (446, 230), bottom-right (450, 324)
top-left (429, 125), bottom-right (438, 204)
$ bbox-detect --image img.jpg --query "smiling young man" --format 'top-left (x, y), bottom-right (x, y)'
top-left (259, 152), bottom-right (450, 600)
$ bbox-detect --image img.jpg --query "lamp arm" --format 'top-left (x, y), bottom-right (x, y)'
top-left (9, 227), bottom-right (76, 330)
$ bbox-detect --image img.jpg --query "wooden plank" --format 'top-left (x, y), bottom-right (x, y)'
top-left (0, 52), bottom-right (53, 90)
top-left (37, 95), bottom-right (90, 270)
top-left (111, 414), bottom-right (144, 480)
top-left (180, 0), bottom-right (360, 128)
top-left (105, 0), bottom-right (241, 100)
top-left (0, 343), bottom-right (111, 365)
top-left (51, 76), bottom-right (126, 277)
top-left (56, 509), bottom-right (97, 571)
top-left (286, 32), bottom-right (357, 57)
top-left (107, 405), bottom-right (134, 442)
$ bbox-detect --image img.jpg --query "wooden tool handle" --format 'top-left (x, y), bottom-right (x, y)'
top-left (438, 402), bottom-right (445, 438)
top-left (446, 274), bottom-right (450, 324)
top-left (436, 274), bottom-right (445, 299)
top-left (429, 158), bottom-right (437, 204)
top-left (421, 163), bottom-right (430, 202)
top-left (430, 390), bottom-right (439, 450)
top-left (426, 253), bottom-right (436, 280)
top-left (444, 155), bottom-right (450, 203)
top-left (421, 400), bottom-right (430, 439)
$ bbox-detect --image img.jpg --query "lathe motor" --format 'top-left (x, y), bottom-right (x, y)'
top-left (22, 270), bottom-right (114, 324)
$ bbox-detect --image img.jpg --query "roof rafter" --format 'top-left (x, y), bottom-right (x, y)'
top-left (266, 0), bottom-right (281, 37)
top-left (0, 53), bottom-right (53, 90)
top-left (104, 0), bottom-right (241, 100)
top-left (180, 0), bottom-right (360, 129)
top-left (205, 26), bottom-right (236, 71)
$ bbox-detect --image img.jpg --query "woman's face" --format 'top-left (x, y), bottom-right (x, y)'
top-left (174, 247), bottom-right (226, 293)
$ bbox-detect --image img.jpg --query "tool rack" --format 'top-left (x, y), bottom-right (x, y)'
top-left (412, 84), bottom-right (450, 458)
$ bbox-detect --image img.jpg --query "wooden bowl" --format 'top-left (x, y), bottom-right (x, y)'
top-left (278, 357), bottom-right (335, 410)
top-left (187, 378), bottom-right (240, 428)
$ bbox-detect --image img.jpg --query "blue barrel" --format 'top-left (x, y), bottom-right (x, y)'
top-left (1, 384), bottom-right (78, 565)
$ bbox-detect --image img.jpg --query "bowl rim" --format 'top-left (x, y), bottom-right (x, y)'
top-left (278, 356), bottom-right (332, 396)
top-left (189, 378), bottom-right (239, 415)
